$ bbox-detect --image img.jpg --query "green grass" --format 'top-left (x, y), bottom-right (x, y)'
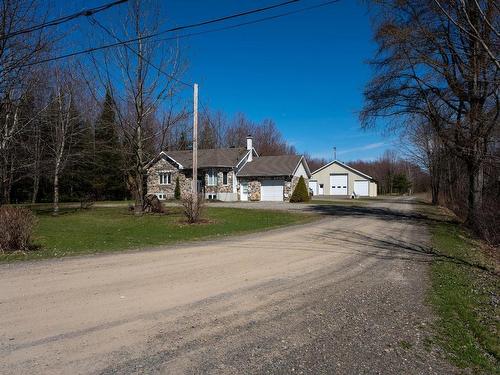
top-left (422, 204), bottom-right (499, 374)
top-left (308, 198), bottom-right (371, 206)
top-left (1, 207), bottom-right (315, 262)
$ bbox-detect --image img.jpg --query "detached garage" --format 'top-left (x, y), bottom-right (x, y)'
top-left (309, 160), bottom-right (377, 197)
top-left (237, 155), bottom-right (311, 201)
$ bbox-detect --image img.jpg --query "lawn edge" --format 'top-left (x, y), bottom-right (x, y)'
top-left (415, 200), bottom-right (499, 374)
top-left (0, 210), bottom-right (324, 266)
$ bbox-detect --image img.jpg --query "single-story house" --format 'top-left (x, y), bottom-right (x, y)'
top-left (146, 136), bottom-right (311, 202)
top-left (309, 160), bottom-right (377, 197)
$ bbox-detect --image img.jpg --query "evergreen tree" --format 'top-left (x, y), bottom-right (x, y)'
top-left (93, 88), bottom-right (127, 200)
top-left (392, 173), bottom-right (411, 194)
top-left (174, 176), bottom-right (181, 200)
top-left (290, 176), bottom-right (310, 203)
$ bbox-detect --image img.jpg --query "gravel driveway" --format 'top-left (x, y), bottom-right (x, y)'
top-left (0, 197), bottom-right (455, 374)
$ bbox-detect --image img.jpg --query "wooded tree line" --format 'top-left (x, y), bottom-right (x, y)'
top-left (362, 0), bottom-right (499, 242)
top-left (0, 0), bottom-right (298, 211)
top-left (350, 150), bottom-right (428, 195)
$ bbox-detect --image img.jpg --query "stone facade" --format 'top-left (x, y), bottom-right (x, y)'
top-left (147, 158), bottom-right (192, 199)
top-left (147, 158), bottom-right (238, 200)
top-left (204, 169), bottom-right (235, 195)
top-left (147, 154), bottom-right (309, 202)
top-left (248, 180), bottom-right (261, 201)
top-left (237, 175), bottom-right (309, 202)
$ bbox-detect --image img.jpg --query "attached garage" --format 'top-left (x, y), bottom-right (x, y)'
top-left (237, 155), bottom-right (312, 201)
top-left (261, 180), bottom-right (284, 201)
top-left (310, 160), bottom-right (377, 197)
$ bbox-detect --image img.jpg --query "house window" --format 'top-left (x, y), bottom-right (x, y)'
top-left (159, 172), bottom-right (171, 185)
top-left (207, 169), bottom-right (217, 186)
top-left (157, 192), bottom-right (166, 200)
top-left (222, 171), bottom-right (228, 185)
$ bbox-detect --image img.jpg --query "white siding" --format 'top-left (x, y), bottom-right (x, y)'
top-left (294, 162), bottom-right (308, 178)
top-left (311, 161), bottom-right (377, 196)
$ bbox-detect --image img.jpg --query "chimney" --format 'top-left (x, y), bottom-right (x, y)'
top-left (246, 135), bottom-right (253, 162)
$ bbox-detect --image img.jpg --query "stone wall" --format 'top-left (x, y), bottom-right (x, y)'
top-left (238, 176), bottom-right (302, 201)
top-left (203, 169), bottom-right (235, 195)
top-left (147, 158), bottom-right (192, 199)
top-left (248, 180), bottom-right (261, 201)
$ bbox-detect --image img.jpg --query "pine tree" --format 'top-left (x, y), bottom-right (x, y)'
top-left (93, 88), bottom-right (127, 200)
top-left (290, 176), bottom-right (310, 203)
top-left (174, 176), bottom-right (181, 200)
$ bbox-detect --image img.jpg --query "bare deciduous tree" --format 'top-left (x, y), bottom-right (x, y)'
top-left (362, 0), bottom-right (499, 230)
top-left (0, 0), bottom-right (51, 204)
top-left (94, 0), bottom-right (187, 213)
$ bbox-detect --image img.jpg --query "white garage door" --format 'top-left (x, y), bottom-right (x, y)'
top-left (354, 180), bottom-right (369, 196)
top-left (330, 174), bottom-right (348, 195)
top-left (261, 180), bottom-right (284, 201)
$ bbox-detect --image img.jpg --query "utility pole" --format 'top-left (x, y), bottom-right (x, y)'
top-left (192, 83), bottom-right (198, 199)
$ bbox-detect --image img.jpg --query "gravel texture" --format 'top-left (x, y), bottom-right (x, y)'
top-left (0, 197), bottom-right (457, 374)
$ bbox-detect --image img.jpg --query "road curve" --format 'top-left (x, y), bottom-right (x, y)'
top-left (0, 198), bottom-right (455, 374)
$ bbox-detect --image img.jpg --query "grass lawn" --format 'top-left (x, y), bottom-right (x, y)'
top-left (419, 203), bottom-right (499, 374)
top-left (1, 206), bottom-right (315, 262)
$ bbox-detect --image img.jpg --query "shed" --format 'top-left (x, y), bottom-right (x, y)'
top-left (309, 160), bottom-right (377, 197)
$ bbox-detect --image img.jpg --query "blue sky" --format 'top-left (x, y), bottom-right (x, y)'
top-left (53, 0), bottom-right (394, 161)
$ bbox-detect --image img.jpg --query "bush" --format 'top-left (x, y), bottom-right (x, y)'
top-left (181, 193), bottom-right (205, 223)
top-left (290, 176), bottom-right (310, 203)
top-left (0, 206), bottom-right (36, 252)
top-left (174, 176), bottom-right (181, 200)
top-left (143, 194), bottom-right (165, 214)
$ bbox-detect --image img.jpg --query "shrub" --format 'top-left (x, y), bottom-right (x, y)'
top-left (181, 193), bottom-right (205, 223)
top-left (0, 206), bottom-right (36, 252)
top-left (143, 194), bottom-right (165, 214)
top-left (174, 176), bottom-right (181, 200)
top-left (290, 176), bottom-right (310, 203)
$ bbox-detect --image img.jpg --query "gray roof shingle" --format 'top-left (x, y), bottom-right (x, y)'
top-left (164, 147), bottom-right (248, 168)
top-left (237, 155), bottom-right (303, 177)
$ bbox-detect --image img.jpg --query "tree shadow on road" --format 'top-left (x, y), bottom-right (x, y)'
top-left (303, 203), bottom-right (454, 225)
top-left (302, 201), bottom-right (493, 274)
top-left (315, 229), bottom-right (493, 273)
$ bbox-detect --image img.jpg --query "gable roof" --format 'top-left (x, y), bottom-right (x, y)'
top-left (157, 147), bottom-right (249, 169)
top-left (237, 155), bottom-right (307, 177)
top-left (311, 160), bottom-right (374, 180)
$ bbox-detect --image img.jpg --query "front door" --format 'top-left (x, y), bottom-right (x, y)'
top-left (240, 182), bottom-right (248, 201)
top-left (318, 183), bottom-right (324, 195)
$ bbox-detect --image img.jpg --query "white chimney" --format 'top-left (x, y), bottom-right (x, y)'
top-left (246, 135), bottom-right (253, 162)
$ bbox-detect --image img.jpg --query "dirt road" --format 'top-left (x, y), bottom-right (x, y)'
top-left (0, 198), bottom-right (455, 374)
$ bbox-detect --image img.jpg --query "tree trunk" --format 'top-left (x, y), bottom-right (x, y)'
top-left (53, 170), bottom-right (60, 215)
top-left (465, 161), bottom-right (484, 230)
top-left (431, 177), bottom-right (440, 205)
top-left (31, 173), bottom-right (40, 204)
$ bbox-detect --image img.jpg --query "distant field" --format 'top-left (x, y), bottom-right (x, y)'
top-left (1, 206), bottom-right (315, 262)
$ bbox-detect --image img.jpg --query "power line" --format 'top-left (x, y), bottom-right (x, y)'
top-left (18, 0), bottom-right (304, 68)
top-left (149, 0), bottom-right (341, 47)
top-left (0, 0), bottom-right (128, 41)
top-left (89, 16), bottom-right (194, 88)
